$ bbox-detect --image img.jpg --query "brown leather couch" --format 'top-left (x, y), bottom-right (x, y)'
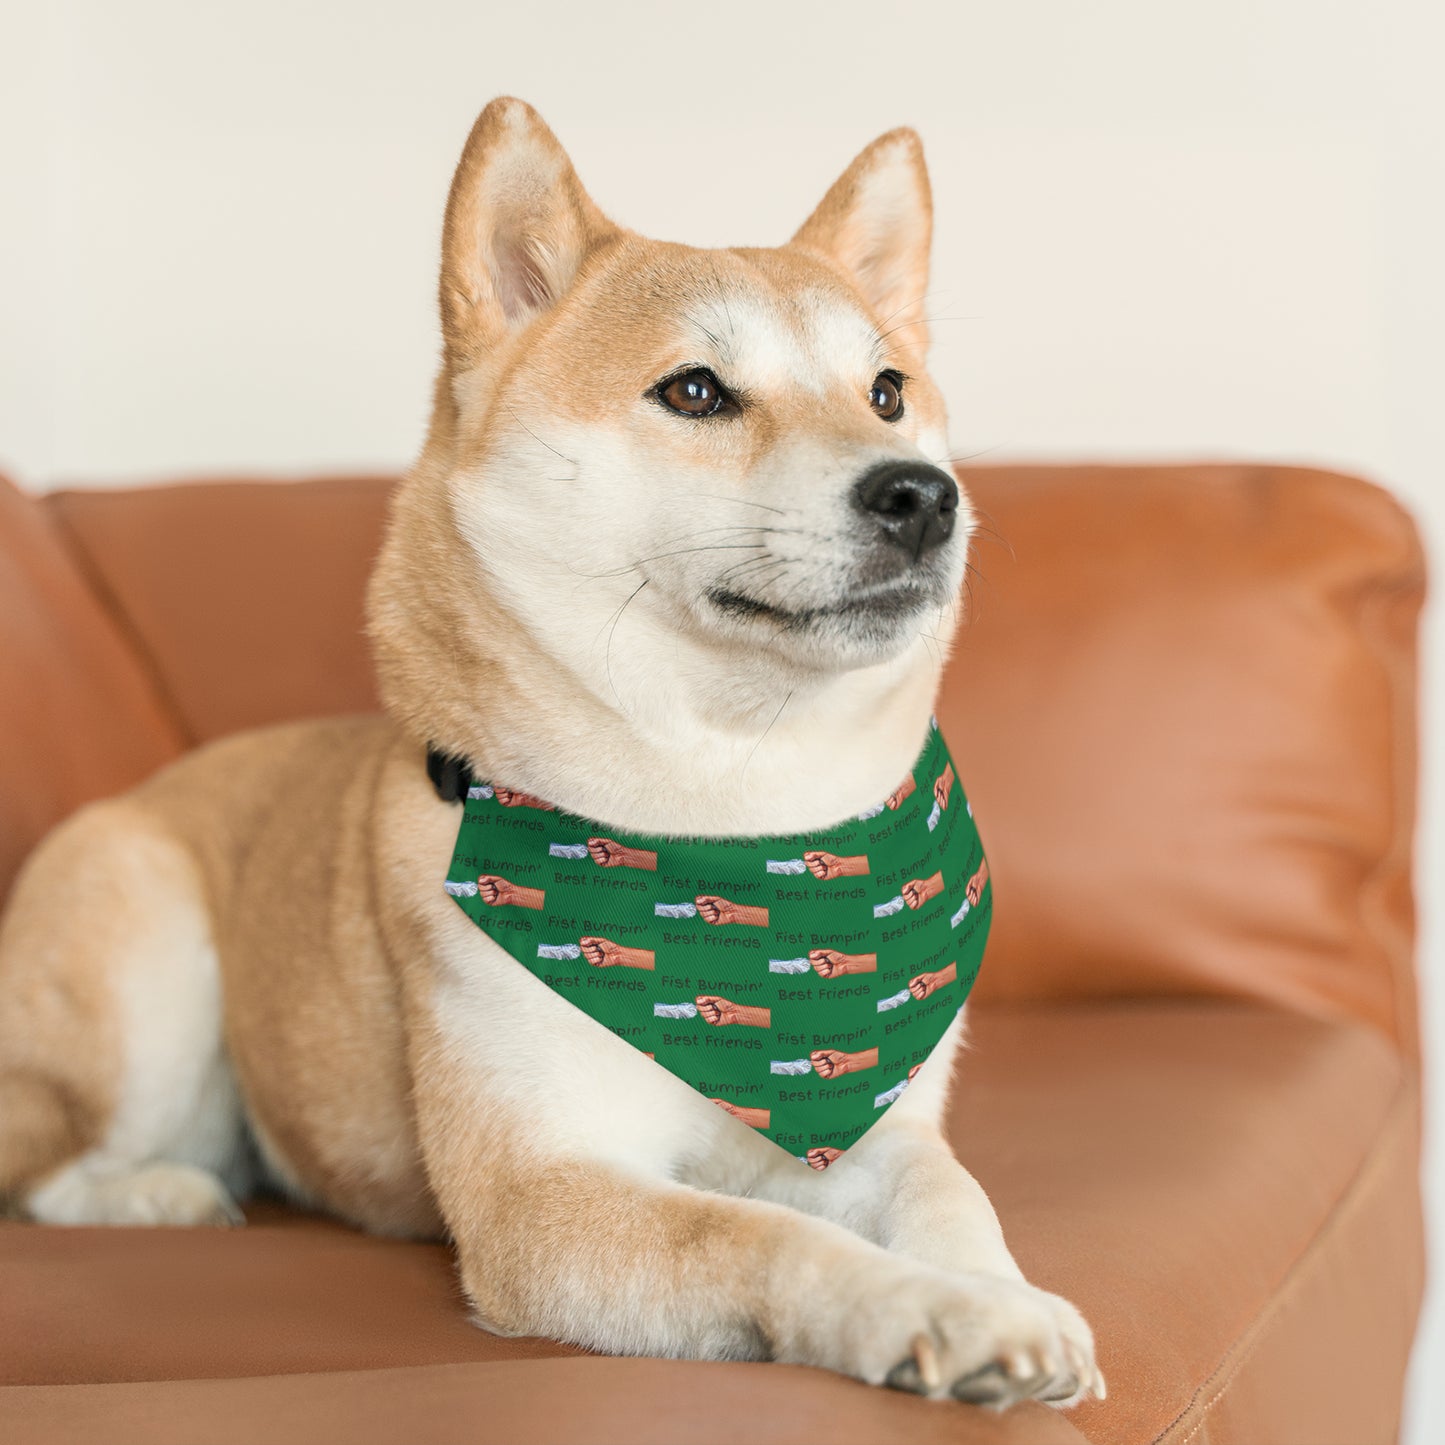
top-left (0, 462), bottom-right (1426, 1445)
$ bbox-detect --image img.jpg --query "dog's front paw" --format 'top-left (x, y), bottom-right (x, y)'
top-left (810, 1266), bottom-right (1104, 1408)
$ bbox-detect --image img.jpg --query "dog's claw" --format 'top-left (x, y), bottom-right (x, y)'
top-left (1001, 1347), bottom-right (1033, 1378)
top-left (911, 1331), bottom-right (941, 1391)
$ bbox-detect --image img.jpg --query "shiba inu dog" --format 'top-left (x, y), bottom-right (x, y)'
top-left (0, 98), bottom-right (1102, 1408)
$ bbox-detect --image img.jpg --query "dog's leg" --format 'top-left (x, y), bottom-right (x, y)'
top-left (728, 1013), bottom-right (1104, 1404)
top-left (0, 801), bottom-right (248, 1225)
top-left (746, 1014), bottom-right (1020, 1270)
top-left (412, 996), bottom-right (1097, 1405)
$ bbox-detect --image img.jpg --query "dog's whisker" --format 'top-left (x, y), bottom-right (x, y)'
top-left (772, 556), bottom-right (835, 615)
top-left (600, 578), bottom-right (650, 709)
top-left (501, 402), bottom-right (580, 470)
top-left (602, 526), bottom-right (830, 599)
top-left (580, 542), bottom-right (776, 581)
top-left (715, 553), bottom-right (781, 586)
top-left (716, 560), bottom-right (793, 598)
top-left (693, 493), bottom-right (794, 517)
top-left (879, 313), bottom-right (980, 343)
top-left (578, 522), bottom-right (824, 582)
top-left (874, 303), bottom-right (978, 356)
top-left (638, 521), bottom-right (803, 549)
top-left (961, 506), bottom-right (1015, 561)
top-left (932, 444), bottom-right (1008, 473)
top-left (714, 544), bottom-right (807, 579)
top-left (869, 291), bottom-right (951, 354)
top-left (741, 688), bottom-right (794, 780)
top-left (726, 551), bottom-right (790, 576)
top-left (872, 290), bottom-right (941, 330)
top-left (630, 543), bottom-right (769, 563)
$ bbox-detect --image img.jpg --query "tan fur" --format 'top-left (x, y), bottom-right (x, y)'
top-left (0, 98), bottom-right (1101, 1404)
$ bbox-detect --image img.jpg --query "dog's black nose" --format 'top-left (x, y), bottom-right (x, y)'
top-left (852, 460), bottom-right (959, 559)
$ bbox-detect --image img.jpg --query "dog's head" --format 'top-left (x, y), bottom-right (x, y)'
top-left (371, 99), bottom-right (971, 768)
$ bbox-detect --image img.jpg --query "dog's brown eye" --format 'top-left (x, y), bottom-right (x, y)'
top-left (659, 369), bottom-right (723, 417)
top-left (869, 372), bottom-right (904, 421)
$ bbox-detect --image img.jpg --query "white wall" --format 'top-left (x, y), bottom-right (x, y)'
top-left (1, 0), bottom-right (1440, 1433)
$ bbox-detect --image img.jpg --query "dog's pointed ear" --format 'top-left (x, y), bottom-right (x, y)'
top-left (791, 128), bottom-right (933, 353)
top-left (440, 98), bottom-right (617, 367)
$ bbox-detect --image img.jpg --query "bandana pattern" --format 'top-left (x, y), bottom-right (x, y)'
top-left (444, 720), bottom-right (990, 1168)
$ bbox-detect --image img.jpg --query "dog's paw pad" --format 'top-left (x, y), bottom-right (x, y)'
top-left (951, 1362), bottom-right (1013, 1405)
top-left (1038, 1372), bottom-right (1081, 1403)
top-left (885, 1359), bottom-right (927, 1395)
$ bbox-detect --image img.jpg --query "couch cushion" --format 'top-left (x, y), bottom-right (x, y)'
top-left (1, 1358), bottom-right (1092, 1445)
top-left (0, 1002), bottom-right (1419, 1444)
top-left (47, 476), bottom-right (391, 744)
top-left (0, 474), bottom-right (182, 905)
top-left (946, 464), bottom-right (1423, 1058)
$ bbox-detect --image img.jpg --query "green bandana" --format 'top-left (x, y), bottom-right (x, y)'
top-left (443, 719), bottom-right (990, 1168)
